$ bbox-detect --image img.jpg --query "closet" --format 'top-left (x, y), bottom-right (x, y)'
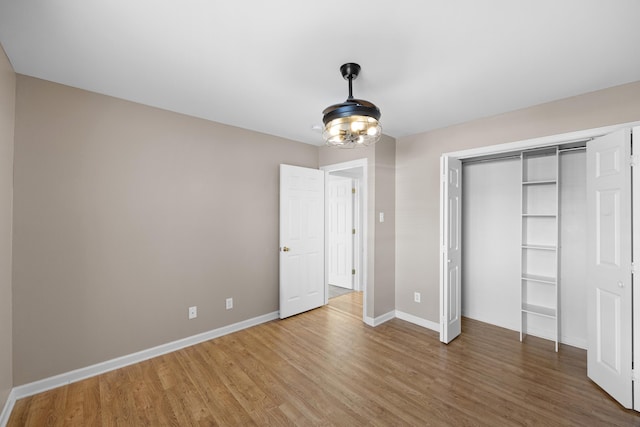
top-left (440, 125), bottom-right (638, 411)
top-left (460, 144), bottom-right (586, 351)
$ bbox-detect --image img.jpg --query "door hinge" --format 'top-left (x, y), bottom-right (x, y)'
top-left (352, 228), bottom-right (356, 235)
top-left (631, 154), bottom-right (637, 167)
top-left (632, 369), bottom-right (640, 381)
top-left (352, 187), bottom-right (356, 194)
top-left (352, 269), bottom-right (356, 275)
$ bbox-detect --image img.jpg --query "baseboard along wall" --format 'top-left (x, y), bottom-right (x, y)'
top-left (1, 307), bottom-right (444, 426)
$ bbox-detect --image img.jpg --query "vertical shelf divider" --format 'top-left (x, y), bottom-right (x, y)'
top-left (520, 147), bottom-right (559, 352)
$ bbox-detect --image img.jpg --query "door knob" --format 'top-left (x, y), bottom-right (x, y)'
top-left (282, 246), bottom-right (290, 252)
top-left (618, 281), bottom-right (624, 288)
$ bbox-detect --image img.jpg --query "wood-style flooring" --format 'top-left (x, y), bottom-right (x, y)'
top-left (8, 292), bottom-right (640, 426)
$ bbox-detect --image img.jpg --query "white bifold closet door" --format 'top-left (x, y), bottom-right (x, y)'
top-left (586, 129), bottom-right (633, 409)
top-left (440, 156), bottom-right (462, 343)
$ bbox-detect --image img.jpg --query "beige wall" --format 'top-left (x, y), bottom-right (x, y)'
top-left (12, 60), bottom-right (637, 389)
top-left (12, 75), bottom-right (318, 385)
top-left (319, 134), bottom-right (396, 318)
top-left (0, 45), bottom-right (15, 408)
top-left (373, 136), bottom-right (395, 316)
top-left (396, 80), bottom-right (640, 323)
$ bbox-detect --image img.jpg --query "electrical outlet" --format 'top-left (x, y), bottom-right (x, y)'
top-left (414, 292), bottom-right (421, 303)
top-left (188, 306), bottom-right (197, 319)
top-left (226, 298), bottom-right (233, 310)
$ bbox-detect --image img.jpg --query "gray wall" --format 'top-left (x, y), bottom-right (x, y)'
top-left (395, 80), bottom-right (640, 324)
top-left (12, 75), bottom-right (318, 385)
top-left (0, 44), bottom-right (15, 409)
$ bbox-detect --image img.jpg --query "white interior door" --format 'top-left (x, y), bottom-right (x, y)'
top-left (586, 129), bottom-right (633, 409)
top-left (327, 175), bottom-right (353, 289)
top-left (279, 164), bottom-right (325, 319)
top-left (440, 156), bottom-right (462, 343)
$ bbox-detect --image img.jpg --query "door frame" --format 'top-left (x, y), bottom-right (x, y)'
top-left (321, 158), bottom-right (368, 322)
top-left (633, 126), bottom-right (640, 410)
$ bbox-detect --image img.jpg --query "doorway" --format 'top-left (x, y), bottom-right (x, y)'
top-left (321, 159), bottom-right (368, 321)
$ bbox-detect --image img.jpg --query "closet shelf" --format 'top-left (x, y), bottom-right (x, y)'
top-left (522, 274), bottom-right (556, 285)
top-left (522, 244), bottom-right (557, 251)
top-left (522, 303), bottom-right (556, 318)
top-left (520, 147), bottom-right (559, 352)
top-left (522, 180), bottom-right (557, 186)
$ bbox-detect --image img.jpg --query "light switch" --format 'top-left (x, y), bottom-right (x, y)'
top-left (379, 212), bottom-right (385, 223)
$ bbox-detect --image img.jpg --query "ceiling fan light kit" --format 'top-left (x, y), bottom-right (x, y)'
top-left (322, 63), bottom-right (382, 148)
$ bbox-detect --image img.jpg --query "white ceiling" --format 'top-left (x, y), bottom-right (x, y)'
top-left (1, 1), bottom-right (640, 146)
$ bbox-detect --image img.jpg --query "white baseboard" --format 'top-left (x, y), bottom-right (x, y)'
top-left (364, 310), bottom-right (440, 332)
top-left (11, 311), bottom-right (279, 402)
top-left (561, 335), bottom-right (587, 350)
top-left (395, 311), bottom-right (440, 332)
top-left (524, 326), bottom-right (587, 350)
top-left (0, 389), bottom-right (16, 427)
top-left (364, 310), bottom-right (395, 327)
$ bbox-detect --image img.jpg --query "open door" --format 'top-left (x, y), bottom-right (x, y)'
top-left (327, 175), bottom-right (353, 289)
top-left (279, 164), bottom-right (325, 319)
top-left (440, 155), bottom-right (462, 343)
top-left (586, 129), bottom-right (633, 409)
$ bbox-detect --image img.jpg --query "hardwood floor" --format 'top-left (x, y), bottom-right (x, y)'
top-left (328, 290), bottom-right (362, 318)
top-left (8, 293), bottom-right (640, 426)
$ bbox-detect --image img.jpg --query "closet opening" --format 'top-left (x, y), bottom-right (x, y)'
top-left (439, 122), bottom-right (640, 410)
top-left (460, 142), bottom-right (587, 351)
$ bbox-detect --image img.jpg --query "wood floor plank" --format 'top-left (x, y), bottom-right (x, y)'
top-left (7, 292), bottom-right (640, 426)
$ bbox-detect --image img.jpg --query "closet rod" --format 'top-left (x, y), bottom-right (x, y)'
top-left (462, 155), bottom-right (521, 165)
top-left (558, 146), bottom-right (587, 153)
top-left (463, 137), bottom-right (593, 165)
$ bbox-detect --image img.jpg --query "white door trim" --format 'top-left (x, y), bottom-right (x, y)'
top-left (321, 158), bottom-right (368, 322)
top-left (633, 126), bottom-right (640, 411)
top-left (444, 122), bottom-right (640, 160)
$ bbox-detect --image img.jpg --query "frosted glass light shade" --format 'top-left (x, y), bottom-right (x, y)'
top-left (323, 115), bottom-right (382, 148)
